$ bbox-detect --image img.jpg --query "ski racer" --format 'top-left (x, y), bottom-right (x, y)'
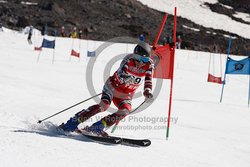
top-left (59, 41), bottom-right (154, 136)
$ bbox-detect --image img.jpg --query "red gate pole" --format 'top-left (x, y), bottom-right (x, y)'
top-left (153, 13), bottom-right (168, 48)
top-left (166, 7), bottom-right (177, 139)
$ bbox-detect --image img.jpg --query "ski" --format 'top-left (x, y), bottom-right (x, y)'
top-left (82, 133), bottom-right (123, 145)
top-left (121, 137), bottom-right (151, 147)
top-left (80, 132), bottom-right (151, 147)
top-left (74, 128), bottom-right (151, 147)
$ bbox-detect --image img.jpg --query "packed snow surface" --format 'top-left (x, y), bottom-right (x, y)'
top-left (0, 29), bottom-right (250, 167)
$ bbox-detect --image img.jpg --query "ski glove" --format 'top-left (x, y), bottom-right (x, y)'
top-left (143, 90), bottom-right (154, 103)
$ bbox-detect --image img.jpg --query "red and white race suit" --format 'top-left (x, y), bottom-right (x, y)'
top-left (76, 54), bottom-right (154, 127)
top-left (100, 54), bottom-right (154, 111)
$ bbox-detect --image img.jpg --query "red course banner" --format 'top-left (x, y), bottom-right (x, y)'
top-left (152, 44), bottom-right (174, 79)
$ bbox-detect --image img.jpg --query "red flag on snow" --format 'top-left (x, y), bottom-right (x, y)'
top-left (207, 73), bottom-right (222, 84)
top-left (152, 44), bottom-right (174, 79)
top-left (34, 47), bottom-right (42, 51)
top-left (71, 49), bottom-right (80, 58)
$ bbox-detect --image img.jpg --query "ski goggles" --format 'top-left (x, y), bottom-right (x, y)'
top-left (139, 56), bottom-right (150, 63)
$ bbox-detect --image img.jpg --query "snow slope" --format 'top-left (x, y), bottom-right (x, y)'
top-left (137, 0), bottom-right (250, 39)
top-left (1, 30), bottom-right (250, 167)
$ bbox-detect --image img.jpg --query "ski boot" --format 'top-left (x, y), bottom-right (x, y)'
top-left (84, 120), bottom-right (108, 137)
top-left (57, 113), bottom-right (82, 133)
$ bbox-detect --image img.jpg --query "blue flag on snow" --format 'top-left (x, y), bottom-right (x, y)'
top-left (41, 39), bottom-right (55, 49)
top-left (225, 57), bottom-right (250, 75)
top-left (87, 51), bottom-right (96, 57)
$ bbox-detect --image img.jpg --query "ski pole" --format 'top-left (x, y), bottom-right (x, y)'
top-left (111, 100), bottom-right (147, 133)
top-left (37, 80), bottom-right (127, 124)
top-left (37, 93), bottom-right (102, 123)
